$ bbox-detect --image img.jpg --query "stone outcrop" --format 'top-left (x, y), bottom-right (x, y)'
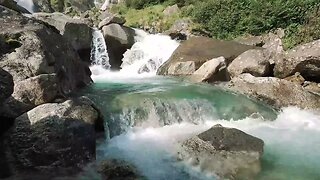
top-left (0, 6), bottom-right (92, 118)
top-left (31, 12), bottom-right (93, 63)
top-left (190, 57), bottom-right (229, 83)
top-left (102, 23), bottom-right (136, 69)
top-left (177, 124), bottom-right (264, 179)
top-left (157, 37), bottom-right (254, 75)
top-left (274, 39), bottom-right (320, 82)
top-left (4, 97), bottom-right (104, 176)
top-left (227, 73), bottom-right (320, 109)
top-left (227, 49), bottom-right (271, 78)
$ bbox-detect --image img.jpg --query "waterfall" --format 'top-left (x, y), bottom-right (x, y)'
top-left (90, 29), bottom-right (111, 69)
top-left (15, 0), bottom-right (35, 13)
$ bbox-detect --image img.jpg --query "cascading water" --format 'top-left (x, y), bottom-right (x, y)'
top-left (90, 29), bottom-right (111, 69)
top-left (84, 28), bottom-right (320, 179)
top-left (15, 0), bottom-right (35, 13)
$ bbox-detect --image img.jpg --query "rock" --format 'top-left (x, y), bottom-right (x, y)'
top-left (33, 0), bottom-right (95, 13)
top-left (274, 39), bottom-right (320, 82)
top-left (11, 74), bottom-right (58, 108)
top-left (303, 81), bottom-right (320, 95)
top-left (284, 72), bottom-right (305, 85)
top-left (0, 0), bottom-right (30, 13)
top-left (163, 4), bottom-right (180, 16)
top-left (227, 49), bottom-right (271, 78)
top-left (102, 23), bottom-right (136, 69)
top-left (177, 124), bottom-right (264, 179)
top-left (190, 57), bottom-right (228, 82)
top-left (98, 15), bottom-right (126, 29)
top-left (227, 73), bottom-right (320, 109)
top-left (262, 31), bottom-right (284, 55)
top-left (157, 37), bottom-right (254, 75)
top-left (5, 97), bottom-right (104, 175)
top-left (235, 35), bottom-right (264, 47)
top-left (167, 61), bottom-right (196, 75)
top-left (0, 68), bottom-right (13, 104)
top-left (31, 12), bottom-right (93, 62)
top-left (98, 159), bottom-right (143, 180)
top-left (165, 19), bottom-right (192, 41)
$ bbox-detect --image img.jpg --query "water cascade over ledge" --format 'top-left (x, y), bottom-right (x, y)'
top-left (84, 28), bottom-right (320, 180)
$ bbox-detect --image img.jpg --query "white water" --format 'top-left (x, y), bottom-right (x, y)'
top-left (99, 107), bottom-right (320, 179)
top-left (90, 29), bottom-right (111, 69)
top-left (90, 30), bottom-right (179, 81)
top-left (15, 0), bottom-right (34, 13)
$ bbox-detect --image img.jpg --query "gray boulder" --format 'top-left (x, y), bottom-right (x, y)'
top-left (31, 12), bottom-right (93, 62)
top-left (227, 49), bottom-right (271, 78)
top-left (227, 73), bottom-right (320, 109)
top-left (98, 15), bottom-right (126, 29)
top-left (177, 124), bottom-right (264, 179)
top-left (163, 4), bottom-right (180, 16)
top-left (102, 23), bottom-right (136, 69)
top-left (167, 61), bottom-right (196, 75)
top-left (190, 57), bottom-right (228, 83)
top-left (0, 68), bottom-right (13, 104)
top-left (157, 37), bottom-right (254, 75)
top-left (274, 39), bottom-right (320, 82)
top-left (5, 97), bottom-right (104, 175)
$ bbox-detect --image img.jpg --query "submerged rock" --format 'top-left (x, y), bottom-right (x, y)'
top-left (157, 37), bottom-right (254, 75)
top-left (98, 159), bottom-right (144, 180)
top-left (274, 39), bottom-right (320, 82)
top-left (177, 124), bottom-right (264, 179)
top-left (227, 49), bottom-right (271, 78)
top-left (5, 97), bottom-right (104, 176)
top-left (227, 73), bottom-right (320, 109)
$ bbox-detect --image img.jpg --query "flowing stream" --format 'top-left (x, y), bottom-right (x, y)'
top-left (81, 30), bottom-right (320, 179)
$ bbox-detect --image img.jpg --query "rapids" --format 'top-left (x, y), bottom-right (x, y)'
top-left (80, 29), bottom-right (320, 179)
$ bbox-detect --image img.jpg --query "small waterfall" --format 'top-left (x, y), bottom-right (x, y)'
top-left (90, 29), bottom-right (111, 69)
top-left (15, 0), bottom-right (35, 13)
top-left (120, 31), bottom-right (179, 75)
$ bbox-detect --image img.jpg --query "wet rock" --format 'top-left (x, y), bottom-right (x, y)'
top-left (98, 15), bottom-right (126, 29)
top-left (5, 97), bottom-right (103, 176)
top-left (157, 37), bottom-right (254, 75)
top-left (98, 159), bottom-right (144, 180)
top-left (190, 57), bottom-right (229, 82)
top-left (102, 23), bottom-right (136, 69)
top-left (274, 39), bottom-right (320, 82)
top-left (177, 124), bottom-right (264, 179)
top-left (227, 49), bottom-right (271, 78)
top-left (227, 73), bottom-right (320, 109)
top-left (167, 61), bottom-right (196, 75)
top-left (31, 12), bottom-right (93, 62)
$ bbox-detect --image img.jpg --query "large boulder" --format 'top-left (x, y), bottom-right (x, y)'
top-left (4, 97), bottom-right (104, 176)
top-left (227, 73), bottom-right (320, 109)
top-left (157, 37), bottom-right (254, 75)
top-left (98, 15), bottom-right (126, 29)
top-left (274, 39), bottom-right (320, 82)
top-left (167, 61), bottom-right (196, 75)
top-left (98, 159), bottom-right (144, 180)
top-left (0, 6), bottom-right (92, 118)
top-left (102, 23), bottom-right (136, 69)
top-left (33, 0), bottom-right (95, 13)
top-left (177, 124), bottom-right (264, 179)
top-left (0, 68), bottom-right (13, 104)
top-left (31, 12), bottom-right (93, 62)
top-left (190, 57), bottom-right (229, 83)
top-left (227, 49), bottom-right (271, 78)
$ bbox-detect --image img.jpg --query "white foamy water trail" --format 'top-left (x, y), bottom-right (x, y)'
top-left (15, 0), bottom-right (34, 13)
top-left (90, 29), bottom-right (111, 69)
top-left (99, 107), bottom-right (320, 180)
top-left (90, 30), bottom-right (179, 82)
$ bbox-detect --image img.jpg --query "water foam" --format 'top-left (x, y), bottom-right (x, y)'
top-left (99, 107), bottom-right (320, 179)
top-left (90, 29), bottom-right (111, 69)
top-left (15, 0), bottom-right (34, 13)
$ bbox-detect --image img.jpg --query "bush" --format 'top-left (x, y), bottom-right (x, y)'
top-left (125, 0), bottom-right (165, 9)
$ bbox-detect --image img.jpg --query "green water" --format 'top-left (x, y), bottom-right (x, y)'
top-left (79, 76), bottom-right (320, 180)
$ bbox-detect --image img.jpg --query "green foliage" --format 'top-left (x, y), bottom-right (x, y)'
top-left (124, 0), bottom-right (165, 9)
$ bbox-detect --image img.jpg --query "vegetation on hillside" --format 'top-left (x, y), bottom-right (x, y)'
top-left (112, 0), bottom-right (320, 49)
